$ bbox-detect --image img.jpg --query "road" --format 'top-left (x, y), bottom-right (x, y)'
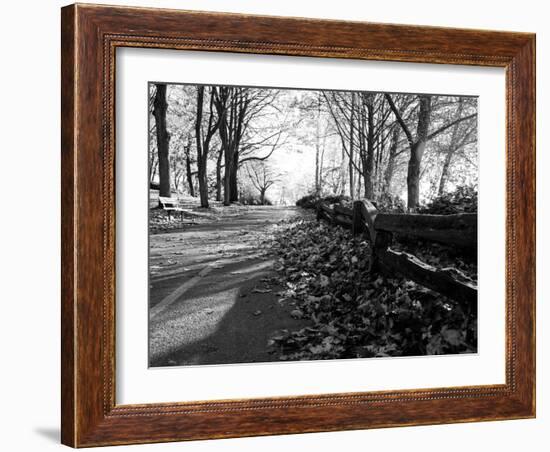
top-left (148, 205), bottom-right (311, 367)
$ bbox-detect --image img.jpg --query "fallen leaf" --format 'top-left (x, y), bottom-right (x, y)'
top-left (290, 309), bottom-right (303, 319)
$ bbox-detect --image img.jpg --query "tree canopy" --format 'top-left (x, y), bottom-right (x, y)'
top-left (149, 83), bottom-right (478, 210)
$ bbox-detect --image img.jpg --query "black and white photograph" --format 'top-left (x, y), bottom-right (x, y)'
top-left (2, 0), bottom-right (543, 449)
top-left (148, 82), bottom-right (478, 367)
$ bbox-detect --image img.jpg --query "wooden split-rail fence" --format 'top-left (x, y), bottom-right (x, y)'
top-left (316, 199), bottom-right (477, 313)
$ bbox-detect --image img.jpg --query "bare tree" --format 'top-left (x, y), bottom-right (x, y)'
top-left (194, 86), bottom-right (220, 208)
top-left (324, 91), bottom-right (393, 200)
top-left (149, 82), bottom-right (479, 213)
top-left (245, 162), bottom-right (280, 205)
top-left (214, 87), bottom-right (282, 205)
top-left (214, 86), bottom-right (241, 205)
top-left (323, 91), bottom-right (358, 198)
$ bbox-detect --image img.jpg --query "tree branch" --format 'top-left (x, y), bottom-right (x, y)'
top-left (385, 93), bottom-right (414, 147)
top-left (427, 113), bottom-right (477, 141)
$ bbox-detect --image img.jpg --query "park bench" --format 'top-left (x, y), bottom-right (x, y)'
top-left (158, 196), bottom-right (185, 222)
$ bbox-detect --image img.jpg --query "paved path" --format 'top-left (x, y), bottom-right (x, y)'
top-left (149, 206), bottom-right (311, 367)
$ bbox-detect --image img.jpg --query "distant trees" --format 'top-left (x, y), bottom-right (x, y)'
top-left (148, 82), bottom-right (478, 210)
top-left (292, 92), bottom-right (330, 197)
top-left (245, 162), bottom-right (280, 205)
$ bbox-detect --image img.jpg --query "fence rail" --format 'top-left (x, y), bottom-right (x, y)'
top-left (316, 199), bottom-right (477, 312)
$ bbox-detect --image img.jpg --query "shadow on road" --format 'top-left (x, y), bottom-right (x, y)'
top-left (149, 212), bottom-right (311, 367)
top-left (149, 256), bottom-right (311, 367)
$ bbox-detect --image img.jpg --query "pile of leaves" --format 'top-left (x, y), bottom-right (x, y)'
top-left (149, 204), bottom-right (249, 233)
top-left (266, 219), bottom-right (477, 361)
top-left (374, 192), bottom-right (407, 213)
top-left (295, 193), bottom-right (318, 209)
top-left (322, 194), bottom-right (352, 207)
top-left (295, 193), bottom-right (351, 210)
top-left (391, 238), bottom-right (477, 283)
top-left (149, 209), bottom-right (189, 233)
top-left (419, 185), bottom-right (478, 214)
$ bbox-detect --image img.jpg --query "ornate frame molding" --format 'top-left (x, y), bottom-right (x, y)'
top-left (61, 4), bottom-right (535, 447)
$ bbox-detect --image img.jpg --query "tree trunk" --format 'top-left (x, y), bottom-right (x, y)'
top-left (173, 169), bottom-right (181, 192)
top-left (438, 152), bottom-right (453, 196)
top-left (340, 146), bottom-right (347, 196)
top-left (149, 153), bottom-right (157, 182)
top-left (384, 128), bottom-right (399, 192)
top-left (229, 151), bottom-right (239, 202)
top-left (375, 133), bottom-right (383, 189)
top-left (364, 95), bottom-right (375, 199)
top-left (349, 93), bottom-right (356, 199)
top-left (195, 87), bottom-right (222, 208)
top-left (150, 159), bottom-right (158, 184)
top-left (407, 95), bottom-right (431, 210)
top-left (197, 160), bottom-right (209, 208)
top-left (195, 87), bottom-right (209, 208)
top-left (185, 144), bottom-right (195, 197)
top-left (215, 87), bottom-right (244, 206)
top-left (217, 100), bottom-right (233, 206)
top-left (356, 156), bottom-right (363, 200)
top-left (314, 145), bottom-right (320, 196)
top-left (223, 145), bottom-right (233, 206)
top-left (407, 142), bottom-right (424, 210)
top-left (314, 94), bottom-right (322, 196)
top-left (152, 84), bottom-right (171, 198)
top-left (215, 148), bottom-right (223, 201)
top-left (319, 137), bottom-right (326, 193)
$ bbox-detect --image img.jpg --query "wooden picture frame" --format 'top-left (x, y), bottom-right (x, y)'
top-left (61, 3), bottom-right (535, 447)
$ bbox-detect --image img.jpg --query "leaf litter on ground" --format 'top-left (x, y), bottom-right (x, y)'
top-left (264, 218), bottom-right (477, 362)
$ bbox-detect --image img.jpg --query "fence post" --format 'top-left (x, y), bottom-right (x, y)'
top-left (373, 230), bottom-right (393, 273)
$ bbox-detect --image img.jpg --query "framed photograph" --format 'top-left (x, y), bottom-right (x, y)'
top-left (61, 3), bottom-right (535, 447)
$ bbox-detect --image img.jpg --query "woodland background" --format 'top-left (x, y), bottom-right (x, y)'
top-left (149, 84), bottom-right (478, 211)
top-left (148, 84), bottom-right (479, 364)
